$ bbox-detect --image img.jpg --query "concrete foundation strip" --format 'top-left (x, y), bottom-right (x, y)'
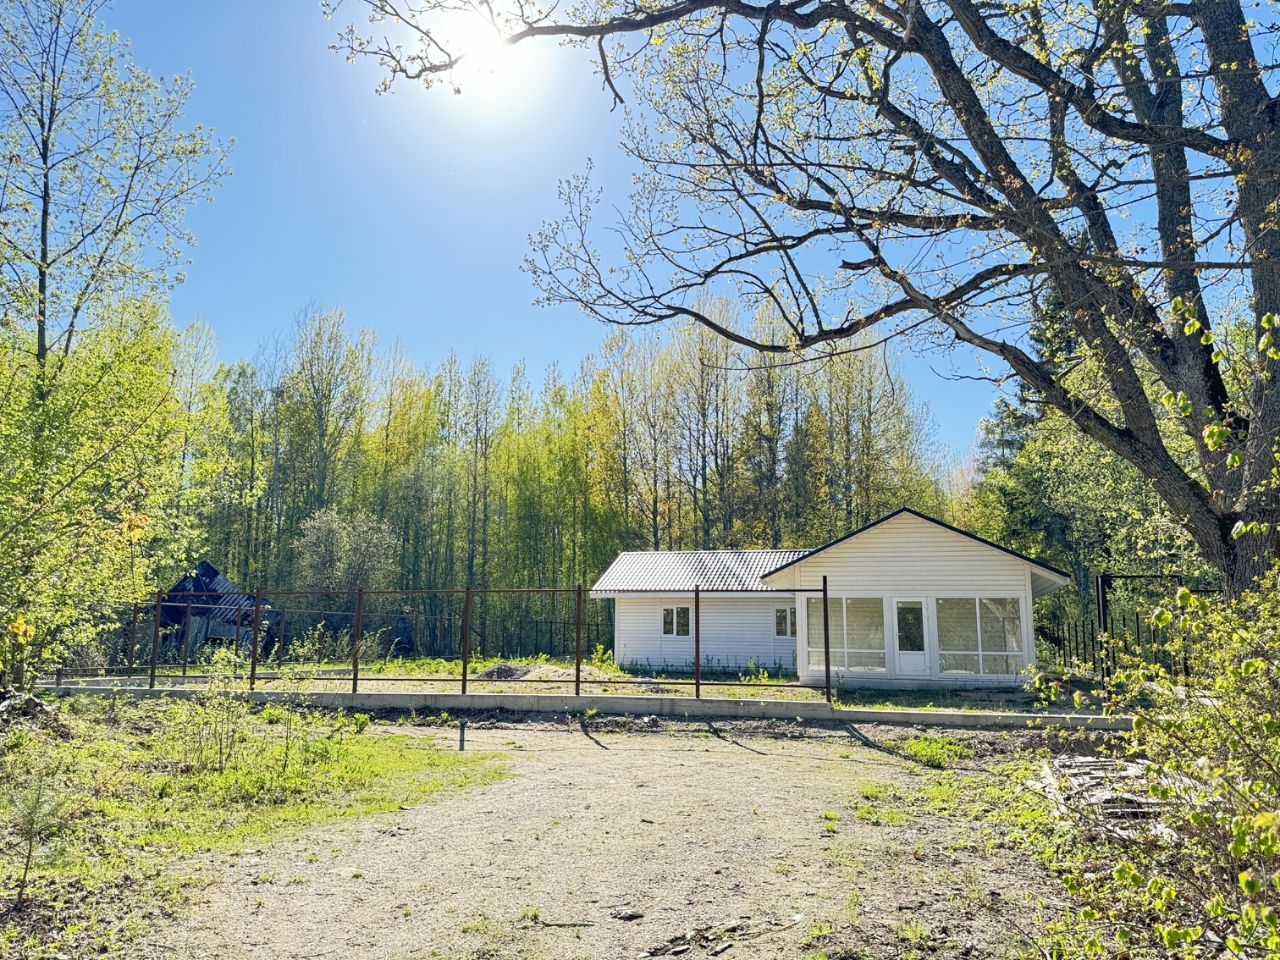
top-left (43, 683), bottom-right (1130, 731)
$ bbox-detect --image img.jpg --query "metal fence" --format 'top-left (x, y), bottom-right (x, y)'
top-left (51, 580), bottom-right (855, 702)
top-left (1037, 613), bottom-right (1192, 679)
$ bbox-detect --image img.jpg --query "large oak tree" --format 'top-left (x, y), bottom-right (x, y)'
top-left (334, 0), bottom-right (1280, 595)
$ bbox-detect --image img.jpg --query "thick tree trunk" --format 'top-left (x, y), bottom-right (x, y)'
top-left (1186, 511), bottom-right (1279, 598)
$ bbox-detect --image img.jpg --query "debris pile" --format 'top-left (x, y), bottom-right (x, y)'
top-left (475, 663), bottom-right (534, 680)
top-left (1041, 755), bottom-right (1166, 837)
top-left (637, 918), bottom-right (798, 957)
top-left (0, 684), bottom-right (63, 732)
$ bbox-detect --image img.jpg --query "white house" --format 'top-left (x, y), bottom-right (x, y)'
top-left (590, 508), bottom-right (1071, 688)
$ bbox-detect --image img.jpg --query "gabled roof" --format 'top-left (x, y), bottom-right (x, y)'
top-left (591, 549), bottom-right (808, 594)
top-left (760, 507), bottom-right (1071, 581)
top-left (160, 561), bottom-right (261, 626)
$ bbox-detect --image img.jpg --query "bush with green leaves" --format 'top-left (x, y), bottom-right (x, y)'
top-left (1040, 570), bottom-right (1280, 958)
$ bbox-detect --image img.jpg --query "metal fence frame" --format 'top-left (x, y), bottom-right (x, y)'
top-left (52, 577), bottom-right (853, 702)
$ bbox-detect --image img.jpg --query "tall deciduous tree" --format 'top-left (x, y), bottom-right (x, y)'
top-left (336, 0), bottom-right (1280, 594)
top-left (0, 0), bottom-right (225, 688)
top-left (0, 0), bottom-right (226, 381)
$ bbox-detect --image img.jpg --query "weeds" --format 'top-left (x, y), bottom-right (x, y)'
top-left (589, 644), bottom-right (621, 676)
top-left (895, 734), bottom-right (972, 769)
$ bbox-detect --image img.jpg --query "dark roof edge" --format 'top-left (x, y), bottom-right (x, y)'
top-left (759, 507), bottom-right (1073, 581)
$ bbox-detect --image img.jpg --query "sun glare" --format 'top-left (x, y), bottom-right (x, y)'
top-left (448, 17), bottom-right (531, 99)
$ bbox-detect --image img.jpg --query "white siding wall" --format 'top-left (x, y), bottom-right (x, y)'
top-left (613, 595), bottom-right (796, 672)
top-left (766, 513), bottom-right (1035, 686)
top-left (767, 513), bottom-right (1030, 595)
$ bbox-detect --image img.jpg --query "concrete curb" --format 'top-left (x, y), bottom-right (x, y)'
top-left (42, 684), bottom-right (1130, 731)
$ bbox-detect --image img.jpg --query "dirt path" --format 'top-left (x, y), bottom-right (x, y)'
top-left (133, 725), bottom-right (1053, 960)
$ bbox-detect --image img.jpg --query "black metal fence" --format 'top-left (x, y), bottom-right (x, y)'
top-left (61, 586), bottom-right (614, 685)
top-left (1037, 613), bottom-right (1192, 679)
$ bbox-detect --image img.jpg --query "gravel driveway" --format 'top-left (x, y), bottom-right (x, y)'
top-left (133, 722), bottom-right (1054, 960)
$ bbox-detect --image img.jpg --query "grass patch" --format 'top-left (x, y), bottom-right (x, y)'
top-left (916, 759), bottom-right (1070, 867)
top-left (850, 803), bottom-right (909, 826)
top-left (894, 733), bottom-right (973, 769)
top-left (0, 689), bottom-right (503, 959)
top-left (847, 781), bottom-right (910, 825)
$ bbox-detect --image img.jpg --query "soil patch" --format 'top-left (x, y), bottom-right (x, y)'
top-left (476, 663), bottom-right (534, 680)
top-left (129, 724), bottom-right (1063, 960)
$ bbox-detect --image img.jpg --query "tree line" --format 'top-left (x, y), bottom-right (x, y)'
top-left (187, 303), bottom-right (953, 600)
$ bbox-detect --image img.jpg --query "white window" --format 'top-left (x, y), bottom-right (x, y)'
top-left (806, 597), bottom-right (886, 671)
top-left (935, 597), bottom-right (1023, 675)
top-left (661, 605), bottom-right (690, 637)
top-left (775, 606), bottom-right (796, 638)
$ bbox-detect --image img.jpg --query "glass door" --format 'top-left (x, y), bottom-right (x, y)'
top-left (894, 599), bottom-right (929, 677)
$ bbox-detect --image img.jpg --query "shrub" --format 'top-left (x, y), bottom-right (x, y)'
top-left (1040, 569), bottom-right (1280, 957)
top-left (739, 660), bottom-right (772, 683)
top-left (589, 644), bottom-right (621, 676)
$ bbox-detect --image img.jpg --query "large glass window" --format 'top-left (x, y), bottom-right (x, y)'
top-left (936, 597), bottom-right (980, 673)
top-left (807, 597), bottom-right (885, 671)
top-left (934, 597), bottom-right (1023, 674)
top-left (979, 598), bottom-right (1023, 674)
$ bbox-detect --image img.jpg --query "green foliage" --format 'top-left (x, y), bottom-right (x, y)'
top-left (1026, 573), bottom-right (1280, 957)
top-left (287, 622), bottom-right (353, 665)
top-left (589, 643), bottom-right (621, 676)
top-left (739, 659), bottom-right (773, 683)
top-left (295, 506), bottom-right (396, 596)
top-left (895, 734), bottom-right (973, 770)
top-left (0, 307), bottom-right (195, 686)
top-left (0, 0), bottom-right (226, 689)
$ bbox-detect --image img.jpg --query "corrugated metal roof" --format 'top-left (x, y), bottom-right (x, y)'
top-left (160, 560), bottom-right (260, 626)
top-left (591, 549), bottom-right (810, 594)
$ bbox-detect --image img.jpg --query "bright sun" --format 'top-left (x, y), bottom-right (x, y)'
top-left (447, 16), bottom-right (530, 97)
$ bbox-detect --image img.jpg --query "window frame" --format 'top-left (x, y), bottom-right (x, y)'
top-left (661, 605), bottom-right (691, 637)
top-left (933, 596), bottom-right (1024, 675)
top-left (805, 595), bottom-right (887, 673)
top-left (775, 605), bottom-right (797, 639)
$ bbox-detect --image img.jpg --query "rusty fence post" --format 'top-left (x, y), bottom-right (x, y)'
top-left (149, 590), bottom-right (162, 690)
top-left (693, 584), bottom-right (701, 699)
top-left (460, 585), bottom-right (473, 695)
top-left (127, 603), bottom-right (139, 671)
top-left (54, 664), bottom-right (63, 688)
top-left (276, 608), bottom-right (287, 664)
top-left (182, 601), bottom-right (193, 678)
top-left (822, 576), bottom-right (832, 703)
top-left (574, 584), bottom-right (583, 697)
top-left (351, 587), bottom-right (364, 695)
top-left (250, 588), bottom-right (262, 691)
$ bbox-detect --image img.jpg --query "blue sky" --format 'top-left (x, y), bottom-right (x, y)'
top-left (104, 0), bottom-right (998, 455)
